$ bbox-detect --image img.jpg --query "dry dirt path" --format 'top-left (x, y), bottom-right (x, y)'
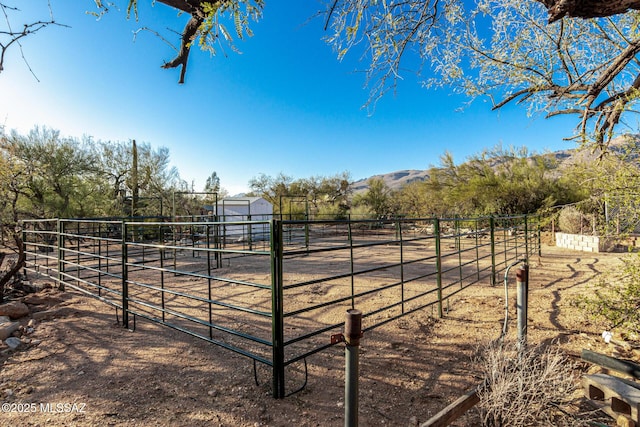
top-left (0, 244), bottom-right (634, 426)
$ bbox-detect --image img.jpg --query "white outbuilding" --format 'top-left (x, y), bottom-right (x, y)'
top-left (215, 197), bottom-right (273, 220)
top-left (210, 197), bottom-right (273, 242)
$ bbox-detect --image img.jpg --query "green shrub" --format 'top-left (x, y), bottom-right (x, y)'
top-left (348, 204), bottom-right (375, 220)
top-left (557, 206), bottom-right (585, 234)
top-left (576, 253), bottom-right (640, 338)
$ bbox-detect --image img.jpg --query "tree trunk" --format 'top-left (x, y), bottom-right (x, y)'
top-left (535, 0), bottom-right (640, 22)
top-left (0, 235), bottom-right (26, 304)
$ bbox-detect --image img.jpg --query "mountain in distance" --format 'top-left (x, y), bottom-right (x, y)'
top-left (350, 169), bottom-right (431, 193)
top-left (350, 135), bottom-right (640, 193)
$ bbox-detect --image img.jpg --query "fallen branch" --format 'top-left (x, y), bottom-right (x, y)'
top-left (420, 384), bottom-right (481, 427)
top-left (581, 349), bottom-right (640, 380)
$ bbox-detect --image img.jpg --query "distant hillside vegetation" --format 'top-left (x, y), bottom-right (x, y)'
top-left (350, 135), bottom-right (639, 193)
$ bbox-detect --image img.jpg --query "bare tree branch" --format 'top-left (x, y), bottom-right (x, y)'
top-left (0, 2), bottom-right (66, 75)
top-left (160, 15), bottom-right (203, 84)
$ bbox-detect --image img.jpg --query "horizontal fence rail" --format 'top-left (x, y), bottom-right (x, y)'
top-left (22, 214), bottom-right (540, 398)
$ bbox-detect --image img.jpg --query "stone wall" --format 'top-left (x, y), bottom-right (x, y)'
top-left (555, 232), bottom-right (617, 253)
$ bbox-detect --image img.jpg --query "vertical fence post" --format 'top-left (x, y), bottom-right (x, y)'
top-left (348, 221), bottom-right (355, 310)
top-left (537, 216), bottom-right (542, 257)
top-left (160, 233), bottom-right (166, 323)
top-left (490, 216), bottom-right (496, 286)
top-left (516, 264), bottom-right (529, 351)
top-left (434, 218), bottom-right (443, 318)
top-left (215, 216), bottom-right (222, 268)
top-left (475, 219), bottom-right (481, 282)
top-left (454, 215), bottom-right (460, 251)
top-left (76, 221), bottom-right (81, 274)
top-left (396, 220), bottom-right (405, 314)
top-left (248, 214), bottom-right (253, 251)
top-left (270, 219), bottom-right (285, 398)
top-left (524, 215), bottom-right (529, 259)
top-left (21, 223), bottom-right (27, 278)
top-left (345, 309), bottom-right (363, 427)
top-left (206, 224), bottom-right (212, 337)
top-left (305, 199), bottom-right (310, 253)
top-left (57, 219), bottom-right (65, 291)
top-left (121, 220), bottom-right (129, 329)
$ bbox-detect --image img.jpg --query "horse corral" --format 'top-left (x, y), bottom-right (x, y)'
top-left (21, 215), bottom-right (539, 399)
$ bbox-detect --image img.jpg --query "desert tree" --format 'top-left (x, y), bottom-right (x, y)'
top-left (7, 1), bottom-right (640, 148)
top-left (2, 127), bottom-right (97, 219)
top-left (352, 177), bottom-right (392, 218)
top-left (394, 146), bottom-right (581, 217)
top-left (290, 172), bottom-right (352, 214)
top-left (249, 172), bottom-right (352, 218)
top-left (96, 0), bottom-right (264, 83)
top-left (125, 0), bottom-right (640, 91)
top-left (204, 172), bottom-right (221, 195)
top-left (390, 180), bottom-right (431, 218)
top-left (248, 172), bottom-right (293, 211)
top-left (0, 131), bottom-right (27, 302)
top-left (325, 1), bottom-right (640, 149)
top-left (0, 127), bottom-right (96, 300)
top-left (559, 136), bottom-right (640, 234)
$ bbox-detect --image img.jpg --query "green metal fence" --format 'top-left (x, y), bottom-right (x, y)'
top-left (22, 214), bottom-right (540, 398)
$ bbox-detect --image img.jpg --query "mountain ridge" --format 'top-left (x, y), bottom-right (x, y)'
top-left (350, 136), bottom-right (639, 193)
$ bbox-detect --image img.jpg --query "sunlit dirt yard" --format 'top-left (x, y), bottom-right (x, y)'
top-left (0, 243), bottom-right (634, 426)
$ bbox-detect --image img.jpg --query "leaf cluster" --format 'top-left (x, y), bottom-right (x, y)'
top-left (198, 0), bottom-right (263, 56)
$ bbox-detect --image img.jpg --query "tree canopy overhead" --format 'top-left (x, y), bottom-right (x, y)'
top-left (4, 0), bottom-right (640, 148)
top-left (324, 0), bottom-right (640, 149)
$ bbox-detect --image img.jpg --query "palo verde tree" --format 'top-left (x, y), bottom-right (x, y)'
top-left (0, 126), bottom-right (186, 295)
top-left (352, 177), bottom-right (392, 219)
top-left (558, 135), bottom-right (640, 234)
top-left (2, 127), bottom-right (97, 219)
top-left (4, 0), bottom-right (640, 148)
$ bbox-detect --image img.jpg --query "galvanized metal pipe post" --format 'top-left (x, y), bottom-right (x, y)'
top-left (270, 219), bottom-right (285, 399)
top-left (345, 309), bottom-right (362, 427)
top-left (516, 264), bottom-right (529, 350)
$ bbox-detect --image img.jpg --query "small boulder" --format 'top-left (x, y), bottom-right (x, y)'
top-left (22, 294), bottom-right (63, 306)
top-left (0, 301), bottom-right (30, 319)
top-left (0, 321), bottom-right (19, 340)
top-left (4, 337), bottom-right (22, 350)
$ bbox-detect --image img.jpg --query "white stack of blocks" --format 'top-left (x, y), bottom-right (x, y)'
top-left (555, 232), bottom-right (611, 252)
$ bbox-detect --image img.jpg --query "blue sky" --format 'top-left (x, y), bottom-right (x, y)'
top-left (0, 1), bottom-right (579, 195)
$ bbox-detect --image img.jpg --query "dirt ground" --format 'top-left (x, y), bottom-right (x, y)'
top-left (0, 243), bottom-right (637, 426)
